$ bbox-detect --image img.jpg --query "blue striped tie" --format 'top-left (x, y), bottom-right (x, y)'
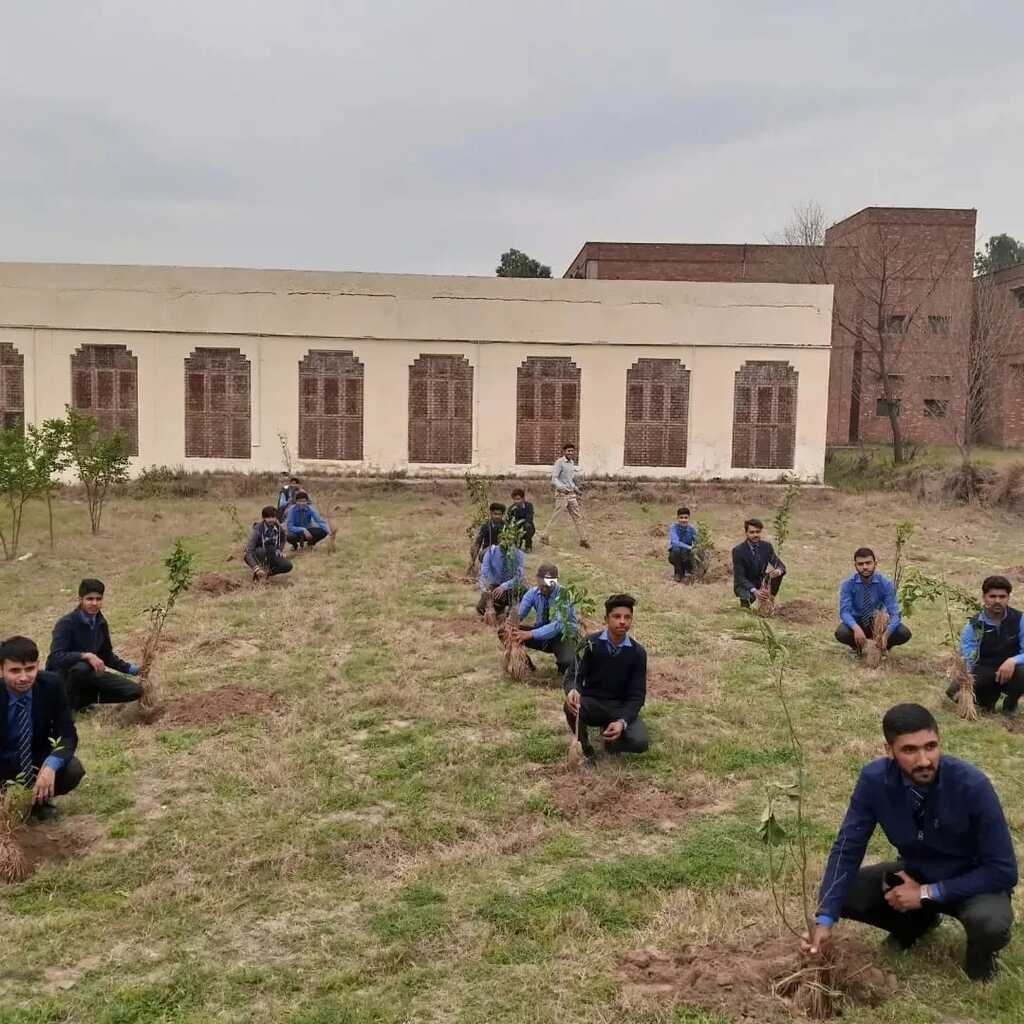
top-left (15, 695), bottom-right (35, 785)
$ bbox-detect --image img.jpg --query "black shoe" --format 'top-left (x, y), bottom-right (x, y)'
top-left (883, 913), bottom-right (941, 951)
top-left (965, 946), bottom-right (999, 982)
top-left (580, 539), bottom-right (591, 550)
top-left (30, 800), bottom-right (58, 823)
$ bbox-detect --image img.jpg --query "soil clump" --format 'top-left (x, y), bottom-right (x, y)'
top-left (148, 685), bottom-right (281, 728)
top-left (194, 572), bottom-right (244, 596)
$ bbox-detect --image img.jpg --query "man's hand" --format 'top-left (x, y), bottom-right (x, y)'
top-left (566, 688), bottom-right (581, 712)
top-left (33, 765), bottom-right (56, 804)
top-left (801, 924), bottom-right (832, 956)
top-left (603, 720), bottom-right (625, 741)
top-left (511, 628), bottom-right (533, 644)
top-left (254, 567), bottom-right (268, 581)
top-left (302, 529), bottom-right (312, 540)
top-left (767, 566), bottom-right (783, 579)
top-left (851, 624), bottom-right (867, 649)
top-left (82, 652), bottom-right (105, 673)
top-left (755, 586), bottom-right (771, 601)
top-left (996, 658), bottom-right (1017, 685)
top-left (884, 871), bottom-right (923, 912)
top-left (494, 584), bottom-right (507, 598)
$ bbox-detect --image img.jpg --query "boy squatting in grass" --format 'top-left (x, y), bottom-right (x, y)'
top-left (1, 636), bottom-right (83, 821)
top-left (806, 703), bottom-right (1016, 982)
top-left (285, 490), bottom-right (331, 551)
top-left (668, 506), bottom-right (697, 583)
top-left (46, 578), bottom-right (143, 713)
top-left (564, 593), bottom-right (649, 758)
top-left (947, 575), bottom-right (1024, 718)
top-left (834, 547), bottom-right (912, 654)
top-left (245, 506), bottom-right (294, 581)
top-left (476, 539), bottom-right (526, 617)
top-left (470, 503), bottom-right (508, 568)
top-left (509, 563), bottom-right (578, 678)
top-left (731, 517), bottom-right (785, 608)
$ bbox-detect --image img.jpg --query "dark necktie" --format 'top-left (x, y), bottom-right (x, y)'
top-left (909, 786), bottom-right (927, 840)
top-left (15, 695), bottom-right (35, 784)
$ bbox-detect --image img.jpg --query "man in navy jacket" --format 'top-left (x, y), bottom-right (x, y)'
top-left (47, 578), bottom-right (142, 712)
top-left (1, 635), bottom-right (83, 820)
top-left (806, 704), bottom-right (1017, 981)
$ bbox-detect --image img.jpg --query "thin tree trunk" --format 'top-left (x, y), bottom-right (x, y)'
top-left (47, 492), bottom-right (55, 551)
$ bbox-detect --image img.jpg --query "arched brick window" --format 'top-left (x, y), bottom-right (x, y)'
top-left (732, 361), bottom-right (798, 469)
top-left (408, 354), bottom-right (473, 464)
top-left (0, 343), bottom-right (25, 430)
top-left (516, 356), bottom-right (580, 466)
top-left (184, 348), bottom-right (251, 459)
top-left (70, 344), bottom-right (139, 455)
top-left (624, 358), bottom-right (690, 467)
top-left (298, 350), bottom-right (364, 461)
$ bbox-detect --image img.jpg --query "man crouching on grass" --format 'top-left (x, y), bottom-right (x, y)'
top-left (564, 594), bottom-right (649, 760)
top-left (1, 636), bottom-right (83, 821)
top-left (804, 703), bottom-right (1016, 982)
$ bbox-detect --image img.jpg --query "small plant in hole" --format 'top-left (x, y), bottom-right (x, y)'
top-left (756, 480), bottom-right (799, 618)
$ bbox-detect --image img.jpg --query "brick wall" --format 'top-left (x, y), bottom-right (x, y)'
top-left (408, 354), bottom-right (473, 464)
top-left (0, 342), bottom-right (24, 430)
top-left (623, 358), bottom-right (689, 466)
top-left (515, 356), bottom-right (580, 465)
top-left (298, 350), bottom-right (363, 461)
top-left (732, 361), bottom-right (798, 469)
top-left (184, 348), bottom-right (251, 459)
top-left (70, 344), bottom-right (139, 455)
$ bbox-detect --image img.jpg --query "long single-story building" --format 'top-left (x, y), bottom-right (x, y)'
top-left (0, 262), bottom-right (833, 480)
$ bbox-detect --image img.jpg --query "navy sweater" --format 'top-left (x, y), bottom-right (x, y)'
top-left (817, 755), bottom-right (1018, 921)
top-left (47, 609), bottom-right (133, 675)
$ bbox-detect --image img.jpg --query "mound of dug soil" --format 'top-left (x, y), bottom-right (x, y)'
top-left (149, 685), bottom-right (281, 728)
top-left (618, 936), bottom-right (897, 1022)
top-left (773, 600), bottom-right (833, 625)
top-left (5, 817), bottom-right (99, 883)
top-left (550, 772), bottom-right (714, 829)
top-left (194, 572), bottom-right (244, 596)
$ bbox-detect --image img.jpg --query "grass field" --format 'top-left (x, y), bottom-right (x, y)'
top-left (0, 479), bottom-right (1021, 1023)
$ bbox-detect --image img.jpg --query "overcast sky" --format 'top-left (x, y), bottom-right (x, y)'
top-left (2, 1), bottom-right (1021, 277)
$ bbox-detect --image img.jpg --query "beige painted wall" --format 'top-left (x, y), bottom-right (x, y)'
top-left (0, 263), bottom-right (833, 481)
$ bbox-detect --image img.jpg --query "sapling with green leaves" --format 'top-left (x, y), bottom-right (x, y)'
top-left (497, 518), bottom-right (531, 676)
top-left (899, 569), bottom-right (982, 720)
top-left (756, 481), bottom-right (800, 617)
top-left (64, 406), bottom-right (132, 535)
top-left (551, 579), bottom-right (598, 765)
top-left (139, 540), bottom-right (196, 711)
top-left (691, 519), bottom-right (716, 582)
top-left (755, 617), bottom-right (839, 1018)
top-left (463, 473), bottom-right (494, 574)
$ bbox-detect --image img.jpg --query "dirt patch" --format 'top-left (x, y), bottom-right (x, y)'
top-left (8, 817), bottom-right (100, 882)
top-left (433, 568), bottom-right (476, 586)
top-left (618, 935), bottom-right (897, 1022)
top-left (194, 572), bottom-right (244, 596)
top-left (773, 599), bottom-right (833, 625)
top-left (425, 616), bottom-right (485, 638)
top-left (549, 770), bottom-right (716, 830)
top-left (148, 685), bottom-right (281, 728)
top-left (649, 659), bottom-right (714, 703)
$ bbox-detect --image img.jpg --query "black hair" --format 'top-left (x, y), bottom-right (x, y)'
top-left (562, 442), bottom-right (576, 451)
top-left (882, 703), bottom-right (938, 744)
top-left (677, 506), bottom-right (690, 516)
top-left (510, 488), bottom-right (525, 498)
top-left (744, 518), bottom-right (763, 531)
top-left (261, 505), bottom-right (278, 519)
top-left (290, 477), bottom-right (300, 484)
top-left (982, 575), bottom-right (1013, 595)
top-left (79, 578), bottom-right (105, 598)
top-left (605, 593), bottom-right (636, 616)
top-left (295, 490), bottom-right (310, 501)
top-left (536, 562), bottom-right (559, 579)
top-left (489, 502), bottom-right (507, 514)
top-left (0, 636), bottom-right (39, 665)
top-left (854, 547), bottom-right (876, 561)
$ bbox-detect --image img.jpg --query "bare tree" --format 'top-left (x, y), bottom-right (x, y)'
top-left (770, 200), bottom-right (829, 250)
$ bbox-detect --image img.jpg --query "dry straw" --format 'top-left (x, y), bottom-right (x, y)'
top-left (864, 609), bottom-right (890, 669)
top-left (0, 784), bottom-right (32, 883)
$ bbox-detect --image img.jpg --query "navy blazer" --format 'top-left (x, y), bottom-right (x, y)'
top-left (731, 540), bottom-right (786, 598)
top-left (47, 609), bottom-right (133, 675)
top-left (0, 671), bottom-right (78, 779)
top-left (817, 756), bottom-right (1018, 920)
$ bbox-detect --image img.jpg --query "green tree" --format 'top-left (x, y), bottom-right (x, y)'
top-left (0, 426), bottom-right (39, 560)
top-left (496, 248), bottom-right (551, 278)
top-left (974, 233), bottom-right (1024, 276)
top-left (26, 418), bottom-right (70, 551)
top-left (64, 406), bottom-right (132, 534)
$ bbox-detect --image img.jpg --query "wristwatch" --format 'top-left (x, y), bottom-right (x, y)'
top-left (920, 884), bottom-right (935, 902)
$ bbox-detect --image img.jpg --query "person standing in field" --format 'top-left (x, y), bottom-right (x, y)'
top-left (539, 443), bottom-right (590, 550)
top-left (834, 547), bottom-right (912, 654)
top-left (46, 579), bottom-right (143, 713)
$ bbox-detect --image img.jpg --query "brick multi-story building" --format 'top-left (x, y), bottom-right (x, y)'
top-left (565, 206), bottom-right (1024, 448)
top-left (978, 262), bottom-right (1024, 446)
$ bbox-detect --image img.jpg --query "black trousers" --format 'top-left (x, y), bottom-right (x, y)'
top-left (738, 575), bottom-right (783, 607)
top-left (250, 545), bottom-right (293, 576)
top-left (2, 756), bottom-right (86, 797)
top-left (516, 521), bottom-right (536, 552)
top-left (287, 527), bottom-right (328, 549)
top-left (524, 635), bottom-right (576, 676)
top-left (64, 661), bottom-right (142, 711)
top-left (668, 549), bottom-right (694, 579)
top-left (973, 663), bottom-right (1024, 712)
top-left (839, 862), bottom-right (1012, 974)
top-left (476, 586), bottom-right (519, 616)
top-left (835, 622), bottom-right (912, 650)
top-left (563, 695), bottom-right (650, 755)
